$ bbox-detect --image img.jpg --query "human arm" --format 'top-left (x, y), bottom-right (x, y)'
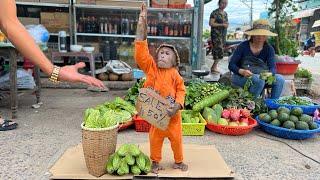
top-left (134, 3), bottom-right (155, 73)
top-left (209, 11), bottom-right (228, 28)
top-left (0, 0), bottom-right (104, 88)
top-left (210, 18), bottom-right (227, 28)
top-left (266, 45), bottom-right (276, 74)
top-left (228, 42), bottom-right (251, 76)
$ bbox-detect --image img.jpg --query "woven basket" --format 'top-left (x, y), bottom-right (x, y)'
top-left (81, 123), bottom-right (119, 177)
top-left (294, 78), bottom-right (312, 90)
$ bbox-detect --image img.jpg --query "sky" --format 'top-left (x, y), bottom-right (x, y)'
top-left (187, 0), bottom-right (271, 31)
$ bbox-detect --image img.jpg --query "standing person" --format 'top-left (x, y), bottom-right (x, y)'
top-left (228, 19), bottom-right (285, 99)
top-left (209, 0), bottom-right (228, 74)
top-left (135, 4), bottom-right (187, 174)
top-left (0, 0), bottom-right (105, 131)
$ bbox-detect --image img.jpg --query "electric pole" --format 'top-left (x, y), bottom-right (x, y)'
top-left (250, 0), bottom-right (253, 27)
top-left (239, 0), bottom-right (253, 27)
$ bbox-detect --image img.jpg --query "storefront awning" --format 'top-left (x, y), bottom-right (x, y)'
top-left (292, 8), bottom-right (318, 19)
top-left (312, 20), bottom-right (320, 28)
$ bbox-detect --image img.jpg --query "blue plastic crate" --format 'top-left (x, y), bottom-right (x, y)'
top-left (265, 98), bottom-right (320, 115)
top-left (256, 116), bottom-right (320, 140)
top-left (133, 69), bottom-right (145, 79)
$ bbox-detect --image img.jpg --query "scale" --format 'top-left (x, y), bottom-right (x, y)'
top-left (192, 70), bottom-right (210, 79)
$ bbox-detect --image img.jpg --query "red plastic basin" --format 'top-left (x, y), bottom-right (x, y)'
top-left (275, 62), bottom-right (299, 75)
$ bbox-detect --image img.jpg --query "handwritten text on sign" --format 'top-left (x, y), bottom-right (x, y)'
top-left (136, 88), bottom-right (171, 131)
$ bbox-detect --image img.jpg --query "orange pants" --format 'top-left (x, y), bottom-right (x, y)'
top-left (149, 112), bottom-right (183, 163)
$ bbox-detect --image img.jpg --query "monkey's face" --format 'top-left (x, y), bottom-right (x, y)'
top-left (156, 47), bottom-right (176, 69)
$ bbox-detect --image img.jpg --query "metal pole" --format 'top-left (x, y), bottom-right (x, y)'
top-left (250, 0), bottom-right (253, 27)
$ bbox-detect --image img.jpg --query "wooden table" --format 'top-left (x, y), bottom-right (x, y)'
top-left (0, 42), bottom-right (41, 119)
top-left (51, 52), bottom-right (104, 77)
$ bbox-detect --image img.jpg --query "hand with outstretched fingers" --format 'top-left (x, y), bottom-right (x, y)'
top-left (59, 62), bottom-right (105, 89)
top-left (136, 3), bottom-right (148, 40)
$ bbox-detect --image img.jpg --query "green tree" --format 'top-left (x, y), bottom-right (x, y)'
top-left (203, 29), bottom-right (211, 40)
top-left (269, 0), bottom-right (299, 57)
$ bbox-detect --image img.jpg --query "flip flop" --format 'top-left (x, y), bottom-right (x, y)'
top-left (0, 119), bottom-right (18, 131)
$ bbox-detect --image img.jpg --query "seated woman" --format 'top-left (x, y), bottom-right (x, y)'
top-left (228, 19), bottom-right (284, 99)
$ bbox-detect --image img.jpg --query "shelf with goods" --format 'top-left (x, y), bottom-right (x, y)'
top-left (16, 1), bottom-right (70, 8)
top-left (16, 0), bottom-right (73, 48)
top-left (73, 0), bottom-right (194, 73)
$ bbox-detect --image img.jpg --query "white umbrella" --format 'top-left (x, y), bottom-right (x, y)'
top-left (312, 20), bottom-right (320, 28)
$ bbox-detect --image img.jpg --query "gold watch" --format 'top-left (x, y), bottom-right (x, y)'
top-left (49, 65), bottom-right (61, 83)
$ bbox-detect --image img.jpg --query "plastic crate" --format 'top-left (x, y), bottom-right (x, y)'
top-left (118, 119), bottom-right (134, 131)
top-left (134, 115), bottom-right (151, 132)
top-left (275, 62), bottom-right (299, 75)
top-left (294, 78), bottom-right (311, 90)
top-left (256, 116), bottom-right (320, 140)
top-left (265, 98), bottom-right (320, 115)
top-left (133, 69), bottom-right (145, 79)
top-left (182, 112), bottom-right (207, 136)
top-left (206, 117), bottom-right (258, 136)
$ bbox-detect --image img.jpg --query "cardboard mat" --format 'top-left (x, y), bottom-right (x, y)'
top-left (50, 143), bottom-right (234, 179)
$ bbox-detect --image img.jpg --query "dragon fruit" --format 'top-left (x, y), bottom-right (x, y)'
top-left (222, 109), bottom-right (231, 119)
top-left (240, 108), bottom-right (251, 118)
top-left (230, 108), bottom-right (241, 121)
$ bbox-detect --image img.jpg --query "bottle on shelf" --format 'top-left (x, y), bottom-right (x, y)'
top-left (179, 15), bottom-right (183, 37)
top-left (164, 14), bottom-right (169, 36)
top-left (104, 17), bottom-right (109, 34)
top-left (153, 20), bottom-right (158, 36)
top-left (93, 17), bottom-right (99, 33)
top-left (173, 15), bottom-right (179, 37)
top-left (147, 18), bottom-right (151, 36)
top-left (117, 17), bottom-right (122, 34)
top-left (84, 17), bottom-right (89, 33)
top-left (78, 17), bottom-right (84, 33)
top-left (121, 16), bottom-right (130, 35)
top-left (110, 40), bottom-right (119, 60)
top-left (108, 17), bottom-right (113, 34)
top-left (100, 17), bottom-right (104, 34)
top-left (102, 41), bottom-right (110, 61)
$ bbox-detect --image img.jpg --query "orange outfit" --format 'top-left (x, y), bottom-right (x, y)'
top-left (135, 40), bottom-right (186, 163)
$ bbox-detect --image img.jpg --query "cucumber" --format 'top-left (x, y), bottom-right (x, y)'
top-left (192, 90), bottom-right (229, 112)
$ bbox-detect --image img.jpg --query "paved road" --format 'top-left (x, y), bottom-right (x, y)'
top-left (0, 89), bottom-right (319, 180)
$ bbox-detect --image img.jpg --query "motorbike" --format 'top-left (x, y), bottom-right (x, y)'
top-left (205, 38), bottom-right (242, 56)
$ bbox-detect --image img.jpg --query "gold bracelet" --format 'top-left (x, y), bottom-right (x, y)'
top-left (49, 65), bottom-right (61, 83)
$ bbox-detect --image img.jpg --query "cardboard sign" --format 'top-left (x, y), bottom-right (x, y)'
top-left (136, 88), bottom-right (171, 131)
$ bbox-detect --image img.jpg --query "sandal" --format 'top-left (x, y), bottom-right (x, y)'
top-left (0, 119), bottom-right (18, 131)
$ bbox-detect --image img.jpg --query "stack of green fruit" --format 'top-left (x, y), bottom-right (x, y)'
top-left (202, 104), bottom-right (223, 124)
top-left (182, 110), bottom-right (201, 123)
top-left (258, 107), bottom-right (318, 130)
top-left (106, 144), bottom-right (151, 176)
top-left (185, 81), bottom-right (223, 109)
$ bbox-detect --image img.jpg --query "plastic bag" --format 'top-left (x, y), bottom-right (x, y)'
top-left (25, 25), bottom-right (50, 46)
top-left (95, 60), bottom-right (132, 75)
top-left (0, 69), bottom-right (35, 90)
